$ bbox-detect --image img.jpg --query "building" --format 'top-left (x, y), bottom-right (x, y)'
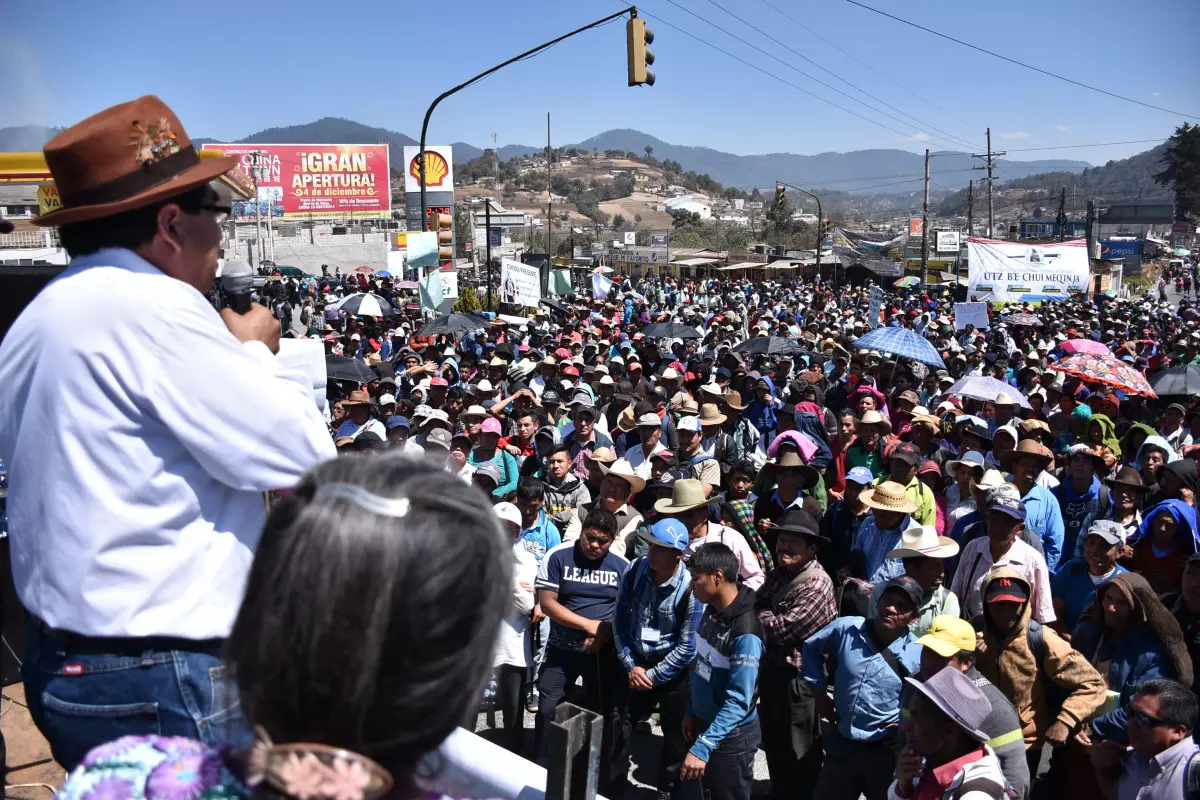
top-left (468, 199), bottom-right (528, 268)
top-left (1018, 218), bottom-right (1086, 240)
top-left (662, 195), bottom-right (711, 219)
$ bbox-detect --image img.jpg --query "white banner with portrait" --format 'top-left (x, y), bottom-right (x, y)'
top-left (499, 258), bottom-right (541, 307)
top-left (967, 237), bottom-right (1089, 303)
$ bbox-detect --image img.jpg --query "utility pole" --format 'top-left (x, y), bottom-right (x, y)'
top-left (920, 148), bottom-right (930, 287)
top-left (972, 128), bottom-right (1006, 238)
top-left (251, 150), bottom-right (263, 265)
top-left (1057, 186), bottom-right (1067, 242)
top-left (546, 112), bottom-right (552, 295)
top-left (485, 199), bottom-right (493, 311)
top-left (959, 179), bottom-right (973, 298)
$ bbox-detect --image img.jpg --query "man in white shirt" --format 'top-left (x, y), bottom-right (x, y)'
top-left (656, 479), bottom-right (765, 590)
top-left (624, 412), bottom-right (668, 480)
top-left (0, 97), bottom-right (335, 769)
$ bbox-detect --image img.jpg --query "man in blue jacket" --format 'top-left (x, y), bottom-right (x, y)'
top-left (682, 542), bottom-right (765, 800)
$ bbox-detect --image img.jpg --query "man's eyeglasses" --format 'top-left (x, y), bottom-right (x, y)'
top-left (1129, 707), bottom-right (1171, 728)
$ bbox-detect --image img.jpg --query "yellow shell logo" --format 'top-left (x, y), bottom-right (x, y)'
top-left (410, 151), bottom-right (450, 187)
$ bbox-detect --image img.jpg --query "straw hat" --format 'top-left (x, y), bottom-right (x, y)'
top-left (463, 404), bottom-right (489, 419)
top-left (585, 447), bottom-right (617, 465)
top-left (909, 414), bottom-right (942, 433)
top-left (860, 409), bottom-right (892, 435)
top-left (860, 481), bottom-right (918, 514)
top-left (599, 458), bottom-right (647, 494)
top-left (616, 404), bottom-right (639, 433)
top-left (993, 392), bottom-right (1018, 408)
top-left (887, 525), bottom-right (960, 559)
top-left (999, 439), bottom-right (1054, 472)
top-left (654, 478), bottom-right (710, 515)
top-left (33, 95), bottom-right (239, 227)
top-left (699, 403), bottom-right (727, 426)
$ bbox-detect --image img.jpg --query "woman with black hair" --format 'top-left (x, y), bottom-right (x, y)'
top-left (56, 456), bottom-right (510, 800)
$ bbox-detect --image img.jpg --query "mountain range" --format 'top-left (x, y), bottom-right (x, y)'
top-left (0, 117), bottom-right (1100, 195)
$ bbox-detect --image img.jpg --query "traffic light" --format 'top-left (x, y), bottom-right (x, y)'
top-left (774, 183), bottom-right (787, 206)
top-left (432, 210), bottom-right (454, 262)
top-left (627, 13), bottom-right (655, 87)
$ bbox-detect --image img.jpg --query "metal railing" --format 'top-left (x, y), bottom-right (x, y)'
top-left (0, 230), bottom-right (58, 249)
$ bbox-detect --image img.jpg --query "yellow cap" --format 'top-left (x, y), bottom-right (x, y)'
top-left (916, 615), bottom-right (977, 658)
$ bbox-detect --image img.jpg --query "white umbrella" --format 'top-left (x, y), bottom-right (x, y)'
top-left (335, 293), bottom-right (395, 317)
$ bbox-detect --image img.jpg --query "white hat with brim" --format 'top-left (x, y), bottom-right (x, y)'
top-left (598, 458), bottom-right (647, 494)
top-left (860, 481), bottom-right (918, 514)
top-left (887, 525), bottom-right (960, 559)
top-left (860, 409), bottom-right (892, 435)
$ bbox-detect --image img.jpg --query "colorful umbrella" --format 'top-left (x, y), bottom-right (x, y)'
top-left (893, 276), bottom-right (920, 288)
top-left (1005, 313), bottom-right (1041, 327)
top-left (354, 265), bottom-right (375, 274)
top-left (1050, 353), bottom-right (1156, 398)
top-left (1059, 338), bottom-right (1110, 357)
top-left (850, 326), bottom-right (945, 368)
top-left (334, 293), bottom-right (395, 317)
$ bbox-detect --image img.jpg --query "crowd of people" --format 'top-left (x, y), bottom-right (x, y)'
top-left (3, 95), bottom-right (1200, 800)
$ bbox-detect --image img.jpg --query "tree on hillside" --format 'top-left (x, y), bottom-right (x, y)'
top-left (644, 144), bottom-right (654, 158)
top-left (1155, 123), bottom-right (1200, 219)
top-left (670, 209), bottom-right (703, 228)
top-left (613, 214), bottom-right (627, 231)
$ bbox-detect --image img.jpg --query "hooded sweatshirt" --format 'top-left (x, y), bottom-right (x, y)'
top-left (1072, 571), bottom-right (1194, 743)
top-left (975, 568), bottom-right (1107, 748)
top-left (1053, 474), bottom-right (1107, 563)
top-left (1086, 414), bottom-right (1122, 459)
top-left (1126, 499), bottom-right (1200, 595)
top-left (543, 471), bottom-right (591, 532)
top-left (746, 376), bottom-right (780, 435)
top-left (1119, 422), bottom-right (1157, 467)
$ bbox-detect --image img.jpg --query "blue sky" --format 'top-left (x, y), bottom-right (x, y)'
top-left (3, 0), bottom-right (1197, 166)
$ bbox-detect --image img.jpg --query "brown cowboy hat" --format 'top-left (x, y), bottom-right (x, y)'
top-left (343, 390), bottom-right (376, 408)
top-left (698, 403), bottom-right (727, 426)
top-left (34, 95), bottom-right (238, 227)
top-left (723, 390), bottom-right (748, 411)
top-left (763, 449), bottom-right (819, 490)
top-left (1104, 465), bottom-right (1150, 494)
top-left (999, 439), bottom-right (1054, 473)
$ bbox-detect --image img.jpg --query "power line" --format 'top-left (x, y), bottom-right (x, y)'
top-left (1002, 139), bottom-right (1164, 153)
top-left (636, 9), bottom-right (928, 146)
top-left (689, 0), bottom-right (982, 151)
top-left (844, 0), bottom-right (1199, 120)
top-left (642, 2), bottom-right (975, 154)
top-left (751, 0), bottom-right (977, 130)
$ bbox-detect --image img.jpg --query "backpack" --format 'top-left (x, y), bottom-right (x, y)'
top-left (621, 556), bottom-right (694, 639)
top-left (1025, 620), bottom-right (1071, 720)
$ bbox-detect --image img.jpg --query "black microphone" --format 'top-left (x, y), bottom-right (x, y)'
top-left (221, 260), bottom-right (257, 314)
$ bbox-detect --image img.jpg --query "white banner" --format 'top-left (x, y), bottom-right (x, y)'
top-left (500, 258), bottom-right (541, 307)
top-left (868, 286), bottom-right (883, 329)
top-left (592, 271), bottom-right (613, 299)
top-left (967, 238), bottom-right (1089, 302)
top-left (953, 302), bottom-right (989, 330)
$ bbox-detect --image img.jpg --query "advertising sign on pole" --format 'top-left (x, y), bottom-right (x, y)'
top-left (623, 231), bottom-right (636, 245)
top-left (500, 258), bottom-right (541, 307)
top-left (401, 146), bottom-right (455, 194)
top-left (1099, 240), bottom-right (1143, 261)
top-left (954, 302), bottom-right (990, 330)
top-left (966, 237), bottom-right (1089, 303)
top-left (935, 231), bottom-right (960, 253)
top-left (650, 233), bottom-right (669, 247)
top-left (909, 218), bottom-right (924, 235)
top-left (201, 143), bottom-right (390, 219)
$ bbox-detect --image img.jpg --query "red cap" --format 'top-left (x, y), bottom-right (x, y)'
top-left (430, 377), bottom-right (448, 387)
top-left (554, 348), bottom-right (571, 360)
top-left (561, 366), bottom-right (580, 377)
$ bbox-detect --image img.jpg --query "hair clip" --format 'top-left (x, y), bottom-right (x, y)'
top-left (313, 482), bottom-right (411, 519)
top-left (247, 727), bottom-right (393, 800)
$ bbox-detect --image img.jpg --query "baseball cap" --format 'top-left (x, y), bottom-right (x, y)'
top-left (915, 615), bottom-right (977, 658)
top-left (425, 428), bottom-right (452, 450)
top-left (878, 576), bottom-right (923, 610)
top-left (891, 443), bottom-right (921, 466)
top-left (494, 502), bottom-right (522, 528)
top-left (985, 576), bottom-right (1030, 604)
top-left (639, 518), bottom-right (689, 551)
top-left (985, 488), bottom-right (1026, 521)
top-left (1086, 519), bottom-right (1127, 548)
top-left (677, 416), bottom-right (702, 433)
top-left (385, 415), bottom-right (411, 430)
top-left (481, 417), bottom-right (502, 436)
top-left (651, 450), bottom-right (678, 466)
top-left (845, 466), bottom-right (875, 486)
top-left (543, 389), bottom-right (562, 404)
top-left (474, 461), bottom-right (502, 486)
top-left (378, 393), bottom-right (396, 406)
top-left (430, 377), bottom-right (448, 387)
top-left (637, 412), bottom-right (662, 428)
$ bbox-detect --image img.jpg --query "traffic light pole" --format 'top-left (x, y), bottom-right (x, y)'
top-left (419, 6), bottom-right (636, 230)
top-left (775, 180), bottom-right (823, 288)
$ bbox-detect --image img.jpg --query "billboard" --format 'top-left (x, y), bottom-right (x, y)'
top-left (200, 143), bottom-right (390, 219)
top-left (403, 146), bottom-right (455, 193)
top-left (1099, 240), bottom-right (1143, 261)
top-left (908, 218), bottom-right (924, 235)
top-left (935, 231), bottom-right (960, 253)
top-left (501, 258), bottom-right (541, 307)
top-left (966, 237), bottom-right (1089, 303)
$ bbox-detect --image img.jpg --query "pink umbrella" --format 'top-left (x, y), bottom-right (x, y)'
top-left (1060, 338), bottom-right (1110, 357)
top-left (354, 265), bottom-right (375, 274)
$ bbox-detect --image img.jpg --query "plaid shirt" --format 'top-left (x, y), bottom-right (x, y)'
top-left (755, 561), bottom-right (837, 669)
top-left (724, 497), bottom-right (775, 571)
top-left (613, 557), bottom-right (704, 684)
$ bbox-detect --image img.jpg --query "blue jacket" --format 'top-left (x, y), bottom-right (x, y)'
top-left (1072, 623), bottom-right (1171, 742)
top-left (1130, 499), bottom-right (1200, 555)
top-left (688, 584), bottom-right (764, 761)
top-left (1051, 561), bottom-right (1128, 631)
top-left (1053, 476), bottom-right (1107, 564)
top-left (802, 617), bottom-right (921, 742)
top-left (1021, 483), bottom-right (1066, 571)
top-left (745, 376), bottom-right (780, 436)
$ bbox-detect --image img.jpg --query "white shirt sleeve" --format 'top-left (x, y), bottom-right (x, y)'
top-left (146, 301), bottom-right (336, 492)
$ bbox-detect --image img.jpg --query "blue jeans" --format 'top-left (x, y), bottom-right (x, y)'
top-left (22, 621), bottom-right (252, 771)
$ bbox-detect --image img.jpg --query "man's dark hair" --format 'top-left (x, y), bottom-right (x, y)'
top-left (516, 476), bottom-right (546, 504)
top-left (1134, 678), bottom-right (1198, 731)
top-left (546, 443), bottom-right (571, 460)
top-left (952, 649), bottom-right (976, 667)
top-left (728, 458), bottom-right (758, 479)
top-left (515, 407), bottom-right (544, 426)
top-left (689, 542), bottom-right (739, 583)
top-left (58, 186), bottom-right (209, 258)
top-left (582, 508), bottom-right (618, 539)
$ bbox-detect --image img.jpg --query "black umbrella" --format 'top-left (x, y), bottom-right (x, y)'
top-left (1149, 364), bottom-right (1200, 397)
top-left (335, 293), bottom-right (396, 317)
top-left (415, 313), bottom-right (487, 339)
top-left (641, 322), bottom-right (705, 339)
top-left (539, 297), bottom-right (569, 313)
top-left (325, 355), bottom-right (377, 383)
top-left (731, 336), bottom-right (805, 356)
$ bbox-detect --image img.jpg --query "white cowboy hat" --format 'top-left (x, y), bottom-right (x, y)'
top-left (599, 458), bottom-right (647, 494)
top-left (887, 525), bottom-right (960, 559)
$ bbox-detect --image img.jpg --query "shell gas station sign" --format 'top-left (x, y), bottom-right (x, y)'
top-left (402, 146), bottom-right (454, 193)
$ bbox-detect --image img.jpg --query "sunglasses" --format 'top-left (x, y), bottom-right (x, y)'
top-left (1129, 707), bottom-right (1171, 728)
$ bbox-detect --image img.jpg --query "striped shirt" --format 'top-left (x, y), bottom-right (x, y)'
top-left (613, 557), bottom-right (703, 684)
